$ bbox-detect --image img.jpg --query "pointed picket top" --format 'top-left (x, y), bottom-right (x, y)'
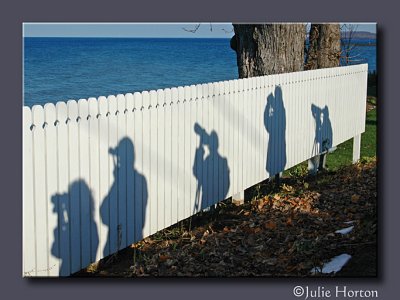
top-left (157, 89), bottom-right (165, 107)
top-left (263, 73), bottom-right (271, 87)
top-left (177, 86), bottom-right (185, 104)
top-left (125, 93), bottom-right (134, 112)
top-left (78, 99), bottom-right (89, 121)
top-left (150, 90), bottom-right (158, 108)
top-left (234, 78), bottom-right (239, 93)
top-left (88, 97), bottom-right (98, 120)
top-left (170, 87), bottom-right (178, 106)
top-left (247, 76), bottom-right (253, 91)
top-left (196, 83), bottom-right (203, 100)
top-left (228, 80), bottom-right (234, 95)
top-left (117, 94), bottom-right (126, 114)
top-left (164, 88), bottom-right (172, 105)
top-left (67, 100), bottom-right (79, 123)
top-left (56, 101), bottom-right (68, 125)
top-left (201, 83), bottom-right (208, 100)
top-left (44, 103), bottom-right (57, 127)
top-left (255, 75), bottom-right (261, 90)
top-left (243, 76), bottom-right (249, 92)
top-left (207, 82), bottom-right (214, 99)
top-left (142, 91), bottom-right (150, 110)
top-left (31, 105), bottom-right (44, 128)
top-left (133, 92), bottom-right (142, 110)
top-left (108, 95), bottom-right (117, 115)
top-left (184, 85), bottom-right (191, 103)
top-left (239, 77), bottom-right (245, 93)
top-left (211, 82), bottom-right (219, 97)
top-left (23, 106), bottom-right (32, 130)
top-left (98, 96), bottom-right (108, 117)
top-left (189, 84), bottom-right (197, 100)
top-left (223, 80), bottom-right (229, 96)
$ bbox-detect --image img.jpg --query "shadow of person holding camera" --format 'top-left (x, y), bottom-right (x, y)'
top-left (51, 180), bottom-right (99, 276)
top-left (310, 104), bottom-right (333, 173)
top-left (192, 123), bottom-right (230, 213)
top-left (100, 137), bottom-right (148, 259)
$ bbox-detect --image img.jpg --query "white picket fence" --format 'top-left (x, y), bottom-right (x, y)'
top-left (23, 64), bottom-right (368, 276)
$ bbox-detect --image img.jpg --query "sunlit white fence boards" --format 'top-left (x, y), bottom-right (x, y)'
top-left (23, 64), bottom-right (368, 276)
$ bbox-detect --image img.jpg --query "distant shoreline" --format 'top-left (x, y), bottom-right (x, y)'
top-left (353, 42), bottom-right (376, 46)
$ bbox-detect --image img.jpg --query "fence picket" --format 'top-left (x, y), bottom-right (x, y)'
top-left (184, 85), bottom-right (191, 217)
top-left (43, 103), bottom-right (59, 276)
top-left (88, 98), bottom-right (101, 262)
top-left (116, 94), bottom-right (127, 250)
top-left (133, 92), bottom-right (145, 241)
top-left (157, 89), bottom-right (166, 230)
top-left (125, 93), bottom-right (135, 245)
top-left (31, 106), bottom-right (49, 276)
top-left (164, 89), bottom-right (172, 227)
top-left (189, 85), bottom-right (198, 212)
top-left (23, 107), bottom-right (36, 276)
top-left (194, 84), bottom-right (203, 214)
top-left (77, 99), bottom-right (91, 269)
top-left (55, 102), bottom-right (70, 276)
top-left (170, 88), bottom-right (179, 223)
top-left (140, 91), bottom-right (150, 237)
top-left (148, 90), bottom-right (158, 234)
top-left (98, 96), bottom-right (109, 257)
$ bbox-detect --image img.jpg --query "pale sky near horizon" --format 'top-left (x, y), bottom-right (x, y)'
top-left (23, 23), bottom-right (377, 38)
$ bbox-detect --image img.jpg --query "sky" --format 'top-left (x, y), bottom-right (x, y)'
top-left (23, 23), bottom-right (377, 38)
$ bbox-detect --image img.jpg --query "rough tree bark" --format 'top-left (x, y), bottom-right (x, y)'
top-left (305, 24), bottom-right (341, 70)
top-left (230, 24), bottom-right (306, 78)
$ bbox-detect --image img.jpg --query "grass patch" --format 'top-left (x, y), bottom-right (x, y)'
top-left (325, 108), bottom-right (376, 170)
top-left (285, 108), bottom-right (376, 175)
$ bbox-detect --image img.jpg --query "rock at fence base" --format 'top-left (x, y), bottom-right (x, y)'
top-left (232, 198), bottom-right (244, 206)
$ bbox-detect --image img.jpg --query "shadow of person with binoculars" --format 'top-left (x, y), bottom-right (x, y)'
top-left (192, 123), bottom-right (230, 214)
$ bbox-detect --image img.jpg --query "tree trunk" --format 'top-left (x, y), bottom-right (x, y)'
top-left (305, 24), bottom-right (341, 70)
top-left (231, 24), bottom-right (306, 78)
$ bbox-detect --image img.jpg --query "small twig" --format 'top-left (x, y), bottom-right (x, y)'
top-left (182, 24), bottom-right (201, 33)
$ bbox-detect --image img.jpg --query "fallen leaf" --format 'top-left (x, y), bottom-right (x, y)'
top-left (265, 221), bottom-right (277, 230)
top-left (158, 254), bottom-right (171, 262)
top-left (351, 194), bottom-right (361, 203)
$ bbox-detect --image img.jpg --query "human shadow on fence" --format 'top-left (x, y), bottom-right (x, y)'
top-left (310, 104), bottom-right (333, 173)
top-left (264, 85), bottom-right (287, 179)
top-left (192, 123), bottom-right (230, 213)
top-left (100, 137), bottom-right (148, 259)
top-left (51, 180), bottom-right (99, 276)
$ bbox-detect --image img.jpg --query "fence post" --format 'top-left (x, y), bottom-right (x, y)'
top-left (232, 191), bottom-right (244, 206)
top-left (353, 134), bottom-right (361, 163)
top-left (308, 156), bottom-right (320, 175)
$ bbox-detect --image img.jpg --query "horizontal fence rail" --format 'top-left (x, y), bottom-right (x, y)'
top-left (23, 64), bottom-right (368, 276)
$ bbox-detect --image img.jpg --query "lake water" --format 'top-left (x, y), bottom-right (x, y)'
top-left (23, 37), bottom-right (376, 107)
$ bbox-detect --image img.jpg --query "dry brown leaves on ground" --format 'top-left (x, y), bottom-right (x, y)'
top-left (75, 159), bottom-right (377, 277)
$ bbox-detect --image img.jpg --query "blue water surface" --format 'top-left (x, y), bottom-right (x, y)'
top-left (24, 37), bottom-right (376, 107)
